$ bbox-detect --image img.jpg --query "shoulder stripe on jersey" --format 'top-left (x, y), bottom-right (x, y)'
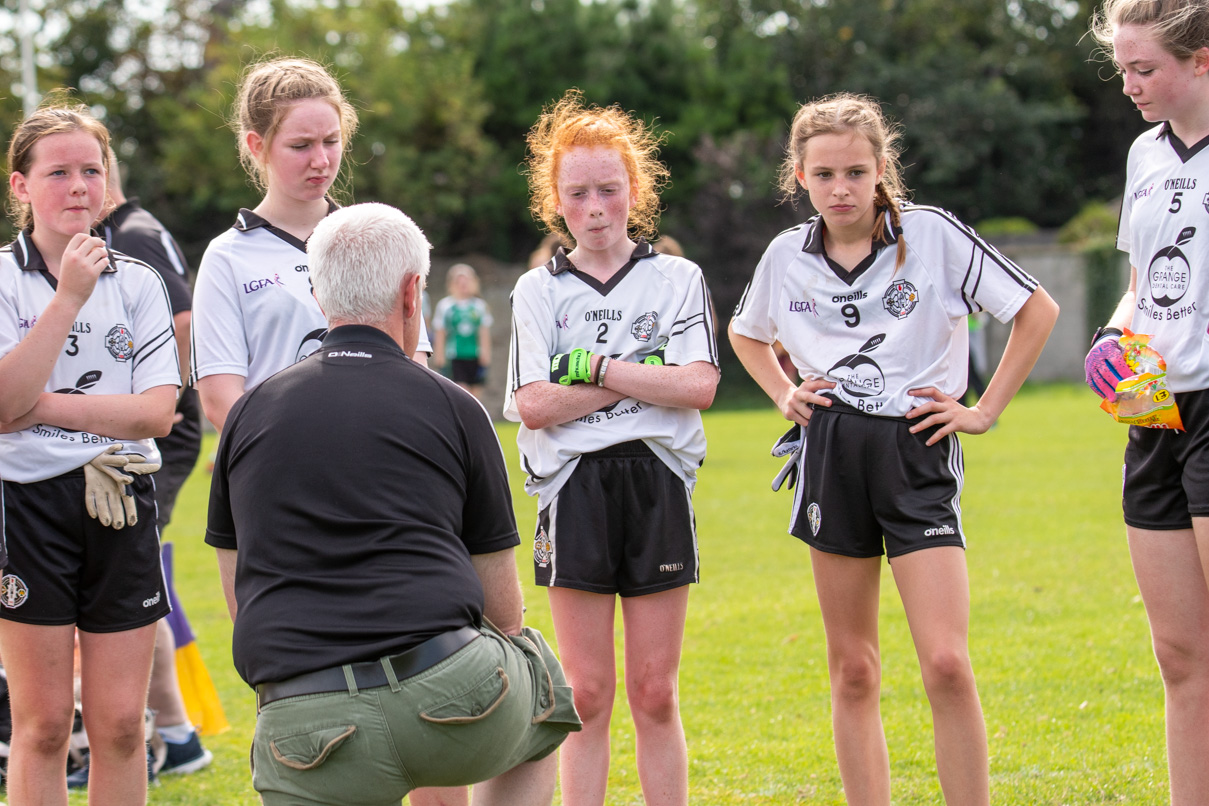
top-left (902, 204), bottom-right (1037, 292)
top-left (132, 324), bottom-right (175, 371)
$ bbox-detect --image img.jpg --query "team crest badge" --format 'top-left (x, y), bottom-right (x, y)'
top-left (807, 503), bottom-right (822, 536)
top-left (105, 325), bottom-right (134, 362)
top-left (881, 280), bottom-right (918, 320)
top-left (534, 528), bottom-right (552, 567)
top-left (630, 312), bottom-right (658, 342)
top-left (0, 574), bottom-right (29, 609)
top-left (1203, 193), bottom-right (1209, 215)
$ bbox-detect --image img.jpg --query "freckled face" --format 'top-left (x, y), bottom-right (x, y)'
top-left (796, 131), bottom-right (885, 236)
top-left (252, 98), bottom-right (344, 203)
top-left (1113, 24), bottom-right (1209, 126)
top-left (555, 146), bottom-right (636, 254)
top-left (10, 130), bottom-right (107, 240)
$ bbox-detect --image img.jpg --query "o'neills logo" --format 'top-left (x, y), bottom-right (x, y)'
top-left (659, 563), bottom-right (684, 573)
top-left (925, 525), bottom-right (956, 537)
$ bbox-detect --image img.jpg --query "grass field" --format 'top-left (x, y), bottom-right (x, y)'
top-left (67, 383), bottom-right (1169, 805)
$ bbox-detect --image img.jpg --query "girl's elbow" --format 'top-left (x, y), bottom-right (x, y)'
top-left (149, 411), bottom-right (175, 438)
top-left (692, 385), bottom-right (717, 410)
top-left (517, 406), bottom-right (554, 431)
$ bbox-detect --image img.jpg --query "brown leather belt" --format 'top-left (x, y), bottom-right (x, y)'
top-left (256, 626), bottom-right (481, 709)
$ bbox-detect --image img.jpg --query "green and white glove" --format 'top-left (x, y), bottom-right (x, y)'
top-left (84, 445), bottom-right (136, 529)
top-left (550, 348), bottom-right (595, 385)
top-left (643, 342), bottom-right (668, 366)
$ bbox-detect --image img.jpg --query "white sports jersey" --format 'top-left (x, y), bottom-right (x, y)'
top-left (0, 231), bottom-right (179, 482)
top-left (504, 241), bottom-right (718, 508)
top-left (732, 205), bottom-right (1037, 417)
top-left (192, 207), bottom-right (430, 389)
top-left (1118, 123), bottom-right (1209, 392)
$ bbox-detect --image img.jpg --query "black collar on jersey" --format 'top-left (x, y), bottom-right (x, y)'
top-left (800, 210), bottom-right (900, 287)
top-left (320, 324), bottom-right (407, 359)
top-left (234, 197), bottom-right (340, 251)
top-left (11, 228), bottom-right (119, 290)
top-left (1157, 121), bottom-right (1209, 163)
top-left (546, 238), bottom-right (658, 295)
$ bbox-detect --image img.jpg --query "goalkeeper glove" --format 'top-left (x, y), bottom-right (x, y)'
top-left (550, 348), bottom-right (595, 385)
top-left (1085, 328), bottom-right (1130, 401)
top-left (770, 424), bottom-right (804, 492)
top-left (84, 445), bottom-right (136, 529)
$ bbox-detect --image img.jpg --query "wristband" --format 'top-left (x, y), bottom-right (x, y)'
top-left (596, 356), bottom-right (611, 387)
top-left (1091, 326), bottom-right (1123, 347)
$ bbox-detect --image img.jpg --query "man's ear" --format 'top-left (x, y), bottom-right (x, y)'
top-left (402, 272), bottom-right (422, 318)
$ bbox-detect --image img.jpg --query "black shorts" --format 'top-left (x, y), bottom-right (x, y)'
top-left (0, 472), bottom-right (171, 632)
top-left (534, 441), bottom-right (698, 596)
top-left (450, 359), bottom-right (485, 386)
top-left (791, 405), bottom-right (965, 558)
top-left (1123, 387), bottom-right (1209, 530)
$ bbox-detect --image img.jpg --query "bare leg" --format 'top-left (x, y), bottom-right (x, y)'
top-left (470, 753), bottom-right (556, 806)
top-left (78, 623), bottom-right (157, 806)
top-left (0, 620), bottom-right (76, 805)
top-left (891, 547), bottom-right (988, 806)
top-left (548, 587), bottom-right (618, 806)
top-left (810, 549), bottom-right (889, 806)
top-left (409, 787), bottom-right (470, 806)
top-left (147, 618), bottom-right (189, 727)
top-left (620, 586), bottom-right (690, 806)
top-left (1129, 523), bottom-right (1209, 806)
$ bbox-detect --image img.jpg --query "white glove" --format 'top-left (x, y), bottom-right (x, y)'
top-left (84, 446), bottom-right (137, 529)
top-left (770, 425), bottom-right (804, 492)
top-left (122, 452), bottom-right (161, 476)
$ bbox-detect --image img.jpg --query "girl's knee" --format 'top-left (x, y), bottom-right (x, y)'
top-left (570, 678), bottom-right (616, 724)
top-left (1152, 637), bottom-right (1209, 688)
top-left (920, 648), bottom-right (976, 698)
top-left (830, 652), bottom-right (881, 703)
top-left (84, 711), bottom-right (147, 757)
top-left (627, 674), bottom-right (679, 724)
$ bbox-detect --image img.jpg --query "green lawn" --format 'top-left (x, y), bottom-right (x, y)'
top-left (70, 384), bottom-right (1166, 804)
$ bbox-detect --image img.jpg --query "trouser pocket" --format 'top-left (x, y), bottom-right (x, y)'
top-left (269, 724), bottom-right (357, 771)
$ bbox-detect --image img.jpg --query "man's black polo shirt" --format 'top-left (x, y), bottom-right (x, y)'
top-left (206, 325), bottom-right (520, 687)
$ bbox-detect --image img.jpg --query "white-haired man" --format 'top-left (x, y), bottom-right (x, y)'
top-left (206, 203), bottom-right (580, 806)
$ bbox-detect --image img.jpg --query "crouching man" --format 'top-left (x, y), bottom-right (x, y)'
top-left (206, 203), bottom-right (580, 806)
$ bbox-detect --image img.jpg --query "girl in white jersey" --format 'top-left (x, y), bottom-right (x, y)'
top-left (1087, 3), bottom-right (1209, 801)
top-left (505, 90), bottom-right (720, 806)
top-left (192, 57), bottom-right (430, 434)
top-left (0, 103), bottom-right (179, 804)
top-left (191, 57), bottom-right (451, 806)
top-left (730, 94), bottom-right (1058, 805)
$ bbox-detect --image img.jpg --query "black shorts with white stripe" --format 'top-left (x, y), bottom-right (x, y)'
top-left (791, 402), bottom-right (965, 558)
top-left (533, 440), bottom-right (698, 596)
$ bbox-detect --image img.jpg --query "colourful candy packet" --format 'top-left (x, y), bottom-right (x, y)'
top-left (1100, 330), bottom-right (1184, 430)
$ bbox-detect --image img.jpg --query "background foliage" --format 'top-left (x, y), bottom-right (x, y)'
top-left (0, 0), bottom-right (1146, 318)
